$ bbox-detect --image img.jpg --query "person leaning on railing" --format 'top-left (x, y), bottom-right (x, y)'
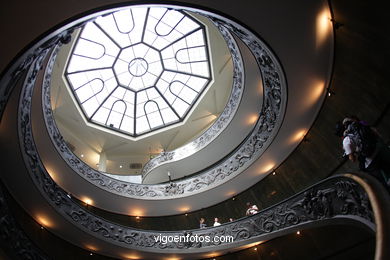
top-left (245, 202), bottom-right (259, 216)
top-left (335, 116), bottom-right (390, 189)
top-left (199, 217), bottom-right (207, 229)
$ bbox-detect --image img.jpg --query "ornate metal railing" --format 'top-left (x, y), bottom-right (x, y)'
top-left (18, 87), bottom-right (384, 251)
top-left (38, 7), bottom-right (287, 199)
top-left (2, 3), bottom-right (389, 260)
top-left (17, 62), bottom-right (385, 251)
top-left (5, 48), bottom-right (389, 257)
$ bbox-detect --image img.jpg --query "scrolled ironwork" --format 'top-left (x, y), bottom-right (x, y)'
top-left (0, 29), bottom-right (74, 121)
top-left (19, 94), bottom-right (376, 250)
top-left (40, 9), bottom-right (287, 199)
top-left (17, 56), bottom-right (376, 251)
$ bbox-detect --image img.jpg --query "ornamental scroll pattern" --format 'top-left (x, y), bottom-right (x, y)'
top-left (141, 24), bottom-right (245, 177)
top-left (0, 29), bottom-right (73, 121)
top-left (18, 54), bottom-right (374, 251)
top-left (41, 11), bottom-right (287, 199)
top-left (19, 80), bottom-right (376, 254)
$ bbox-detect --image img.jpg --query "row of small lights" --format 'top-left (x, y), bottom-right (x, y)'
top-left (36, 214), bottom-right (302, 260)
top-left (40, 161), bottom-right (300, 259)
top-left (67, 136), bottom-right (305, 220)
top-left (57, 140), bottom-right (302, 258)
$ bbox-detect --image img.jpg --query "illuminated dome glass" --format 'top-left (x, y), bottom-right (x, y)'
top-left (65, 7), bottom-right (212, 137)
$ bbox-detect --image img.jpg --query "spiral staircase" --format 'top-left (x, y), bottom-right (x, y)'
top-left (1, 0), bottom-right (389, 259)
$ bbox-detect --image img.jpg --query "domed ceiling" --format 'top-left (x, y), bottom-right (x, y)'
top-left (65, 7), bottom-right (212, 137)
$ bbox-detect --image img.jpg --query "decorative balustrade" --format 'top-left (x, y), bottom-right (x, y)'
top-left (17, 62), bottom-right (384, 251)
top-left (3, 50), bottom-right (389, 255)
top-left (38, 8), bottom-right (287, 199)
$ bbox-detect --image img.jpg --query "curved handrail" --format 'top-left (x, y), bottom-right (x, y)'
top-left (19, 96), bottom-right (389, 253)
top-left (12, 56), bottom-right (390, 256)
top-left (16, 64), bottom-right (389, 254)
top-left (344, 173), bottom-right (390, 260)
top-left (38, 9), bottom-right (287, 200)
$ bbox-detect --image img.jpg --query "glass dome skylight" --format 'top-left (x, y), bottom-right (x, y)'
top-left (65, 7), bottom-right (211, 137)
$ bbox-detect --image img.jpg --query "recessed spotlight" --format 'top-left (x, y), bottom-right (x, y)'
top-left (83, 197), bottom-right (93, 206)
top-left (272, 171), bottom-right (276, 176)
top-left (80, 154), bottom-right (84, 158)
top-left (327, 89), bottom-right (335, 97)
top-left (296, 231), bottom-right (300, 235)
top-left (119, 165), bottom-right (123, 168)
top-left (254, 247), bottom-right (257, 251)
top-left (40, 226), bottom-right (44, 230)
top-left (90, 253), bottom-right (93, 256)
top-left (66, 194), bottom-right (71, 199)
top-left (185, 213), bottom-right (188, 217)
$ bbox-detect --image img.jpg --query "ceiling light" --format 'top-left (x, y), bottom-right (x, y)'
top-left (36, 215), bottom-right (53, 228)
top-left (327, 90), bottom-right (335, 96)
top-left (290, 129), bottom-right (307, 144)
top-left (178, 206), bottom-right (190, 212)
top-left (119, 165), bottom-right (123, 168)
top-left (80, 154), bottom-right (84, 158)
top-left (122, 254), bottom-right (141, 260)
top-left (82, 197), bottom-right (93, 206)
top-left (259, 163), bottom-right (275, 175)
top-left (296, 230), bottom-right (300, 235)
top-left (247, 114), bottom-right (259, 125)
top-left (85, 244), bottom-right (98, 251)
top-left (316, 9), bottom-right (331, 46)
